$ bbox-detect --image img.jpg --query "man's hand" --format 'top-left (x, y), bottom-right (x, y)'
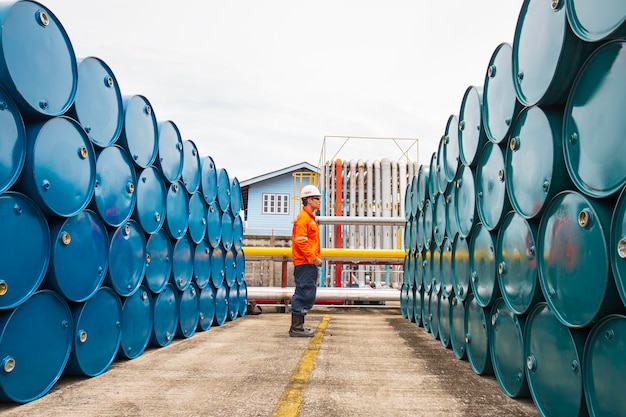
top-left (313, 257), bottom-right (322, 267)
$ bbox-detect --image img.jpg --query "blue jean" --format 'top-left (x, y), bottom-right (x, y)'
top-left (292, 264), bottom-right (318, 315)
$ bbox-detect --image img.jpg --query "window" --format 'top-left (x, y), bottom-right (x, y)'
top-left (262, 193), bottom-right (290, 214)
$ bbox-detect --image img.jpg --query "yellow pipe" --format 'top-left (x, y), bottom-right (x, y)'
top-left (242, 247), bottom-right (405, 260)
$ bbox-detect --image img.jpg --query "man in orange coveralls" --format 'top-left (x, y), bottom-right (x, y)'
top-left (289, 184), bottom-right (323, 337)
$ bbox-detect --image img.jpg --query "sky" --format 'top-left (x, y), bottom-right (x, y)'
top-left (42, 0), bottom-right (523, 182)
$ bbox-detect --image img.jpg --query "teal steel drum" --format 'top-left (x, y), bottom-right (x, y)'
top-left (188, 191), bottom-right (207, 244)
top-left (470, 222), bottom-right (500, 307)
top-left (201, 156), bottom-right (218, 204)
top-left (133, 166), bottom-right (166, 235)
top-left (224, 247), bottom-right (237, 288)
top-left (149, 283), bottom-right (178, 347)
top-left (506, 106), bottom-right (570, 219)
top-left (443, 114), bottom-right (461, 183)
top-left (423, 246), bottom-right (433, 294)
top-left (45, 209), bottom-right (108, 302)
top-left (70, 57), bottom-right (123, 147)
top-left (0, 85), bottom-right (25, 194)
top-left (404, 183), bottom-right (413, 222)
top-left (482, 43), bottom-right (521, 144)
top-left (496, 211), bottom-right (542, 315)
top-left (427, 289), bottom-right (439, 340)
top-left (433, 192), bottom-right (446, 248)
top-left (400, 283), bottom-right (409, 320)
top-left (221, 208), bottom-right (234, 251)
top-left (444, 184), bottom-right (459, 240)
top-left (451, 233), bottom-right (470, 302)
top-left (197, 285), bottom-right (216, 331)
top-left (438, 293), bottom-right (451, 348)
top-left (164, 180), bottom-right (189, 240)
top-left (66, 287), bottom-right (122, 376)
top-left (144, 228), bottom-right (172, 294)
top-left (18, 116), bottom-right (96, 217)
top-left (227, 283), bottom-right (239, 321)
top-left (458, 85), bottom-right (486, 167)
top-left (92, 145), bottom-right (137, 227)
top-left (566, 0), bottom-right (626, 42)
top-left (489, 298), bottom-right (529, 398)
top-left (156, 120), bottom-right (183, 184)
top-left (193, 238), bottom-right (211, 290)
top-left (422, 198), bottom-right (433, 250)
top-left (106, 220), bottom-right (146, 297)
top-left (414, 285), bottom-right (423, 327)
top-left (214, 284), bottom-right (228, 326)
top-left (238, 281), bottom-right (248, 318)
top-left (236, 249), bottom-right (245, 285)
top-left (427, 152), bottom-right (440, 201)
top-left (422, 288), bottom-right (430, 334)
top-left (416, 209), bottom-right (425, 253)
top-left (233, 214), bottom-right (244, 252)
top-left (211, 243), bottom-right (225, 288)
top-left (513, 0), bottom-right (593, 107)
top-left (0, 290), bottom-right (72, 403)
top-left (524, 302), bottom-right (587, 417)
top-left (450, 296), bottom-right (466, 360)
top-left (409, 174), bottom-right (419, 219)
top-left (464, 293), bottom-right (493, 375)
top-left (181, 139), bottom-right (201, 194)
top-left (119, 95), bottom-right (158, 169)
top-left (206, 201), bottom-right (222, 248)
top-left (476, 142), bottom-right (511, 231)
top-left (406, 284), bottom-right (414, 322)
top-left (118, 286), bottom-right (152, 360)
top-left (0, 0), bottom-right (77, 117)
top-left (417, 164), bottom-right (429, 211)
top-left (440, 236), bottom-right (453, 297)
top-left (611, 186), bottom-right (626, 307)
top-left (415, 251), bottom-right (424, 291)
top-left (454, 164), bottom-right (476, 238)
top-left (0, 192), bottom-right (49, 309)
top-left (436, 136), bottom-right (448, 195)
top-left (564, 40), bottom-right (626, 198)
top-left (432, 245), bottom-right (441, 295)
top-left (171, 235), bottom-right (193, 291)
top-left (583, 314), bottom-right (626, 417)
top-left (404, 251), bottom-right (414, 288)
top-left (538, 191), bottom-right (621, 328)
top-left (176, 283), bottom-right (199, 338)
top-left (217, 167), bottom-right (231, 213)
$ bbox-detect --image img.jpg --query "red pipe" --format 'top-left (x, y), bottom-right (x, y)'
top-left (334, 159), bottom-right (343, 288)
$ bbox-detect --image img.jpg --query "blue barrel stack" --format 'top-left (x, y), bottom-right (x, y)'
top-left (0, 0), bottom-right (247, 404)
top-left (402, 1), bottom-right (626, 416)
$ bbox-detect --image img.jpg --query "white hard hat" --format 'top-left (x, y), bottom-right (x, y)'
top-left (301, 184), bottom-right (322, 198)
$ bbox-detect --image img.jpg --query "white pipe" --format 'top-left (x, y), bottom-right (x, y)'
top-left (247, 286), bottom-right (401, 302)
top-left (357, 159), bottom-right (365, 249)
top-left (381, 158), bottom-right (392, 250)
top-left (365, 159), bottom-right (374, 250)
top-left (374, 159), bottom-right (382, 250)
top-left (317, 216), bottom-right (406, 225)
top-left (398, 160), bottom-right (407, 251)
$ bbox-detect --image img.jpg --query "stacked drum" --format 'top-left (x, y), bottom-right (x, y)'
top-left (0, 0), bottom-right (246, 403)
top-left (402, 1), bottom-right (626, 416)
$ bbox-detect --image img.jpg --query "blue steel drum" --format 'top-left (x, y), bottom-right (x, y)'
top-left (227, 283), bottom-right (239, 321)
top-left (119, 95), bottom-right (158, 169)
top-left (233, 214), bottom-right (244, 252)
top-left (211, 243), bottom-right (225, 289)
top-left (149, 283), bottom-right (178, 347)
top-left (176, 283), bottom-right (199, 338)
top-left (66, 287), bottom-right (122, 377)
top-left (92, 145), bottom-right (137, 227)
top-left (156, 120), bottom-right (183, 184)
top-left (440, 236), bottom-right (453, 298)
top-left (524, 302), bottom-right (587, 417)
top-left (417, 164), bottom-right (429, 211)
top-left (230, 177), bottom-right (242, 215)
top-left (496, 212), bottom-right (542, 316)
top-left (564, 40), bottom-right (626, 199)
top-left (238, 281), bottom-right (248, 317)
top-left (458, 85), bottom-right (486, 167)
top-left (443, 114), bottom-right (461, 183)
top-left (452, 233), bottom-right (471, 302)
top-left (454, 164), bottom-right (476, 238)
top-left (538, 190), bottom-right (620, 328)
top-left (0, 85), bottom-right (25, 194)
top-left (201, 156), bottom-right (218, 204)
top-left (428, 290), bottom-right (440, 340)
top-left (106, 220), bottom-right (146, 297)
top-left (18, 116), bottom-right (96, 217)
top-left (217, 167), bottom-right (231, 213)
top-left (489, 298), bottom-right (529, 398)
top-left (506, 106), bottom-right (570, 220)
top-left (70, 57), bottom-right (123, 147)
top-left (433, 192), bottom-right (446, 248)
top-left (118, 286), bottom-right (152, 360)
top-left (0, 192), bottom-right (49, 309)
top-left (236, 248), bottom-right (245, 285)
top-left (422, 198), bottom-right (433, 250)
top-left (220, 248), bottom-right (235, 289)
top-left (45, 209), bottom-right (108, 302)
top-left (181, 139), bottom-right (201, 194)
top-left (171, 235), bottom-right (193, 291)
top-left (475, 142), bottom-right (511, 231)
top-left (469, 222), bottom-right (500, 307)
top-left (464, 293), bottom-right (493, 375)
top-left (133, 166), bottom-right (166, 235)
top-left (193, 239), bottom-right (211, 289)
top-left (197, 285), bottom-right (216, 331)
top-left (566, 0), bottom-right (626, 42)
top-left (0, 290), bottom-right (72, 403)
top-left (206, 201), bottom-right (222, 248)
top-left (482, 43), bottom-right (521, 144)
top-left (188, 191), bottom-right (207, 244)
top-left (612, 186), bottom-right (626, 307)
top-left (0, 0), bottom-right (77, 117)
top-left (513, 0), bottom-right (593, 107)
top-left (444, 184), bottom-right (459, 240)
top-left (221, 208), bottom-right (234, 251)
top-left (164, 181), bottom-right (189, 240)
top-left (450, 296), bottom-right (466, 360)
top-left (438, 293), bottom-right (451, 348)
top-left (583, 314), bottom-right (626, 417)
top-left (144, 228), bottom-right (172, 294)
top-left (214, 284), bottom-right (228, 326)
top-left (427, 152), bottom-right (439, 202)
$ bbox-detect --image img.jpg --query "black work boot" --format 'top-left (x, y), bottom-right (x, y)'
top-left (289, 314), bottom-right (314, 337)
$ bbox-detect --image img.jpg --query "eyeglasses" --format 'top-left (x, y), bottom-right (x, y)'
top-left (310, 197), bottom-right (320, 201)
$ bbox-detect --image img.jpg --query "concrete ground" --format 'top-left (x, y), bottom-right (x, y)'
top-left (0, 306), bottom-right (539, 417)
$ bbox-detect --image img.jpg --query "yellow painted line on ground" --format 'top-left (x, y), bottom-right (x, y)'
top-left (271, 316), bottom-right (331, 417)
